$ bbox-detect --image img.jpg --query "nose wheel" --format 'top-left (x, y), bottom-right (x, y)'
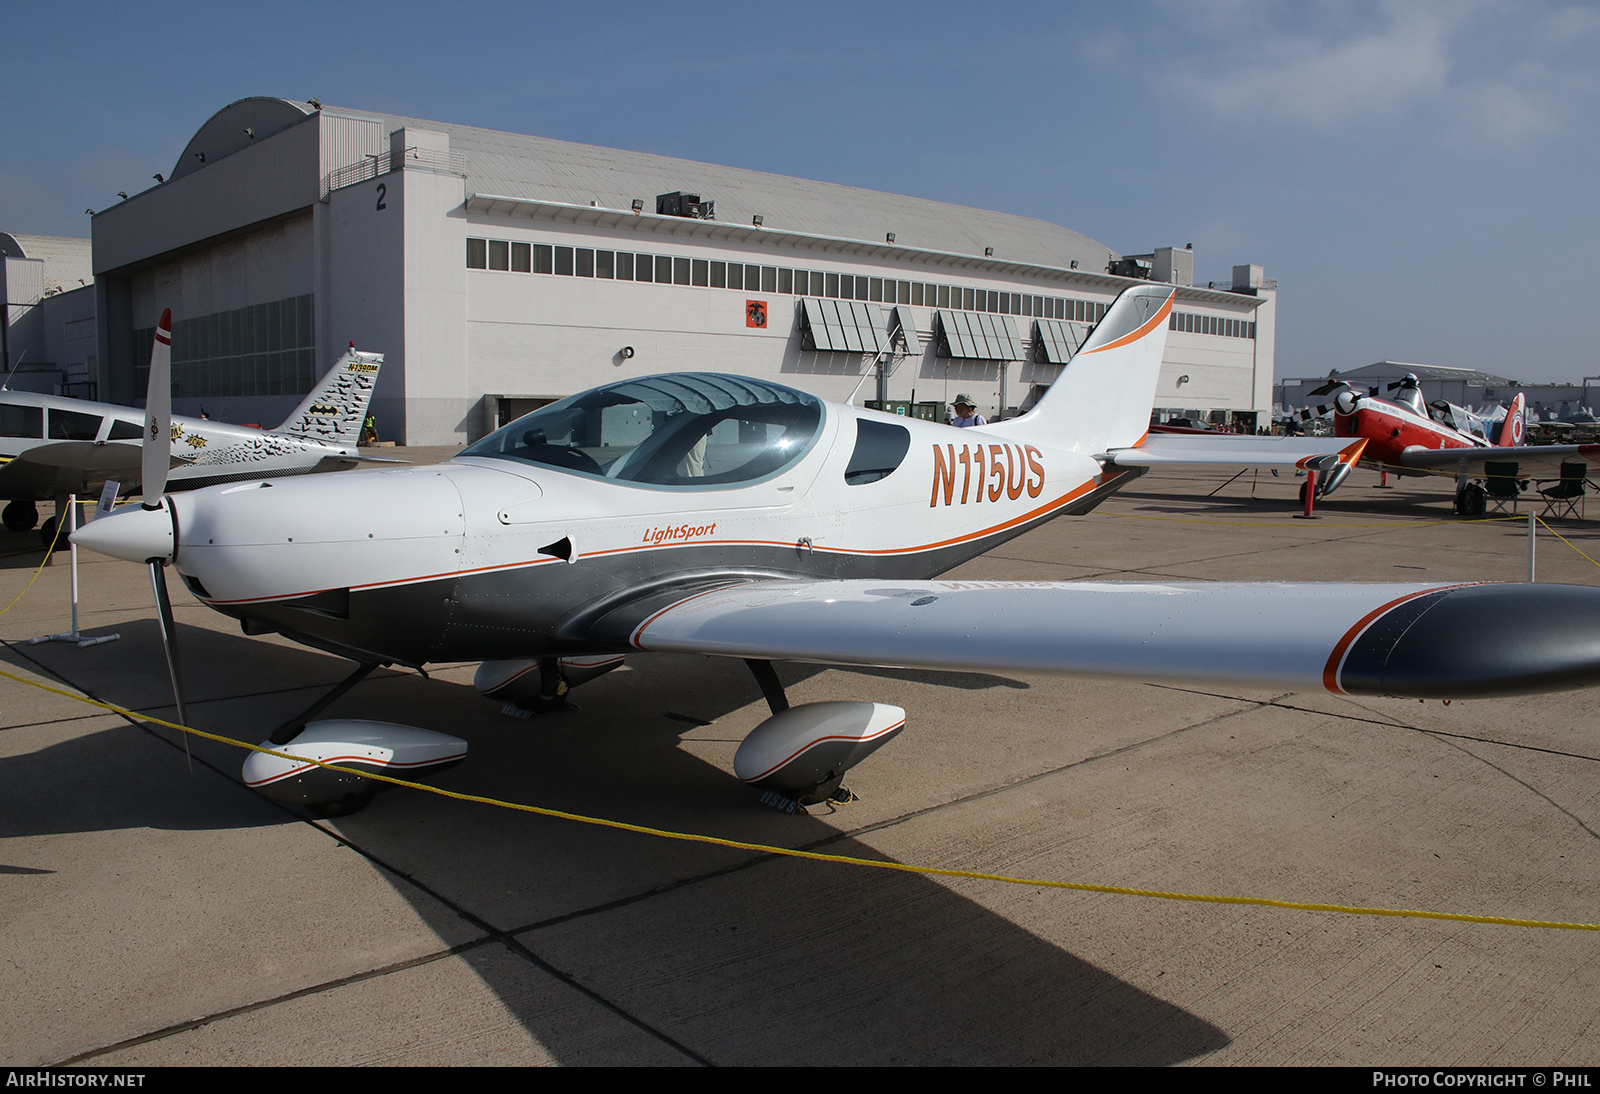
top-left (3, 500), bottom-right (37, 533)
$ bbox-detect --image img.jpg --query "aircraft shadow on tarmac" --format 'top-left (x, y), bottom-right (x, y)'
top-left (5, 619), bottom-right (1229, 1065)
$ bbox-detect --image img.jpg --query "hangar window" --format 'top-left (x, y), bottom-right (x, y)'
top-left (710, 261), bottom-right (726, 288)
top-left (727, 263), bottom-right (744, 290)
top-left (467, 238), bottom-right (487, 269)
top-left (576, 248), bottom-right (595, 277)
top-left (511, 242), bottom-right (531, 273)
top-left (692, 259), bottom-right (709, 287)
top-left (596, 250), bottom-right (614, 278)
top-left (463, 373), bottom-right (824, 490)
top-left (673, 258), bottom-right (691, 285)
top-left (760, 266), bottom-right (777, 293)
top-left (778, 269), bottom-right (793, 294)
top-left (134, 294), bottom-right (317, 399)
top-left (844, 418), bottom-right (911, 485)
top-left (614, 251), bottom-right (633, 280)
top-left (534, 244), bottom-right (553, 273)
top-left (489, 240), bottom-right (510, 271)
top-left (554, 247), bottom-right (574, 276)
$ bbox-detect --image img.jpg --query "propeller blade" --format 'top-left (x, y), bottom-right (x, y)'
top-left (1306, 381), bottom-right (1347, 398)
top-left (141, 309), bottom-right (172, 507)
top-left (149, 559), bottom-right (192, 770)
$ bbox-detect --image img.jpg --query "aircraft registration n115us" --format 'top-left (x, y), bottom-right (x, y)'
top-left (75, 285), bottom-right (1600, 814)
top-left (1, 309), bottom-right (389, 542)
top-left (1298, 374), bottom-right (1599, 513)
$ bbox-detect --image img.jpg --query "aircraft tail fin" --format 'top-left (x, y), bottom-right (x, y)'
top-left (1497, 393), bottom-right (1527, 446)
top-left (990, 283), bottom-right (1174, 454)
top-left (276, 346), bottom-right (384, 445)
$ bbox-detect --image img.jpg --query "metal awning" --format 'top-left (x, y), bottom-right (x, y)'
top-left (1031, 318), bottom-right (1093, 364)
top-left (800, 299), bottom-right (887, 353)
top-left (892, 305), bottom-right (922, 354)
top-left (935, 310), bottom-right (1021, 361)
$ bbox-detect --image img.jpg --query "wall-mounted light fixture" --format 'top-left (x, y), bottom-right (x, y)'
top-left (631, 198), bottom-right (643, 214)
top-left (984, 247), bottom-right (994, 257)
top-left (1070, 260), bottom-right (1078, 269)
top-left (752, 214), bottom-right (764, 227)
top-left (1177, 374), bottom-right (1190, 385)
top-left (620, 346), bottom-right (635, 359)
top-left (885, 232), bottom-right (895, 244)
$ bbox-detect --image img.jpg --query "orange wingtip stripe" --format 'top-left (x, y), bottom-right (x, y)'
top-left (1080, 291), bottom-right (1175, 354)
top-left (1322, 584), bottom-right (1476, 694)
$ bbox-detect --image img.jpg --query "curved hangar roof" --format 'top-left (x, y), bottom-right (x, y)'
top-left (178, 98), bottom-right (1117, 272)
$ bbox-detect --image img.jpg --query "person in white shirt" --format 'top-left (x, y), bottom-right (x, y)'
top-left (948, 394), bottom-right (986, 427)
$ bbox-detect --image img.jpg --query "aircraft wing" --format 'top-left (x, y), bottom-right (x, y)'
top-left (0, 442), bottom-right (188, 498)
top-left (590, 578), bottom-right (1600, 700)
top-left (1394, 444), bottom-right (1600, 480)
top-left (1106, 434), bottom-right (1367, 473)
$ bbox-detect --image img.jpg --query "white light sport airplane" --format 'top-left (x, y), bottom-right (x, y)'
top-left (1, 310), bottom-right (388, 542)
top-left (75, 284), bottom-right (1600, 815)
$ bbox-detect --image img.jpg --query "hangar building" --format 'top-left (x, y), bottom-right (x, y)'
top-left (1, 234), bottom-right (97, 397)
top-left (89, 97), bottom-right (1277, 444)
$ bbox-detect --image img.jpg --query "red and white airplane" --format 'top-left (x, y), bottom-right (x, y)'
top-left (73, 285), bottom-right (1600, 814)
top-left (1301, 375), bottom-right (1597, 513)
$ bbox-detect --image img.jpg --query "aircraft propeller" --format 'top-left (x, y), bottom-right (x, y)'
top-left (138, 310), bottom-right (191, 754)
top-left (1298, 379), bottom-right (1362, 421)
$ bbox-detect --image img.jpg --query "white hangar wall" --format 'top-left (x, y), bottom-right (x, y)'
top-left (91, 98), bottom-right (1276, 444)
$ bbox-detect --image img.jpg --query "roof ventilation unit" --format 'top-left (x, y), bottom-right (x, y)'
top-left (656, 191), bottom-right (716, 220)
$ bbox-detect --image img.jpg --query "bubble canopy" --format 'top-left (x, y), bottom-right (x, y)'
top-left (462, 373), bottom-right (825, 489)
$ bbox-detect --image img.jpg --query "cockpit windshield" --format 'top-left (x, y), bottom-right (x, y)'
top-left (462, 373), bottom-right (824, 488)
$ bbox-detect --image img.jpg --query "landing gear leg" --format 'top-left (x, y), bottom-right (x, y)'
top-left (744, 658), bottom-right (789, 715)
top-left (270, 661), bottom-right (384, 746)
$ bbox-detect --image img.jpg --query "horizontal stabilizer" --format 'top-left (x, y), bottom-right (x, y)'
top-left (1108, 435), bottom-right (1368, 473)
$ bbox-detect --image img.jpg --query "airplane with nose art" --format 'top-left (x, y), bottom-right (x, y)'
top-left (74, 283), bottom-right (1600, 815)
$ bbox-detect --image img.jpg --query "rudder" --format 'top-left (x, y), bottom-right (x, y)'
top-left (992, 283), bottom-right (1174, 455)
top-left (276, 346), bottom-right (385, 445)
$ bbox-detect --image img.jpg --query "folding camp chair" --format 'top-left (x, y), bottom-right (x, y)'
top-left (1483, 461), bottom-right (1522, 515)
top-left (1539, 462), bottom-right (1587, 520)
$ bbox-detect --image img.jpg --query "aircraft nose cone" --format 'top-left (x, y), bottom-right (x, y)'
top-left (70, 500), bottom-right (176, 564)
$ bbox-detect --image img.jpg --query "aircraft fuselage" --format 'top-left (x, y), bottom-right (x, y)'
top-left (165, 403), bottom-right (1121, 668)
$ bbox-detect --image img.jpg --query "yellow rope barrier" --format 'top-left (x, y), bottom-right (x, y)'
top-left (1106, 512), bottom-right (1525, 529)
top-left (1536, 516), bottom-right (1600, 570)
top-left (2, 663), bottom-right (1596, 933)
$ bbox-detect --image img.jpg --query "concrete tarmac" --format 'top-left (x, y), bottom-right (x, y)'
top-left (3, 461), bottom-right (1599, 1066)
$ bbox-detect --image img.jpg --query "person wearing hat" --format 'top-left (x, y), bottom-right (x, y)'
top-left (948, 394), bottom-right (986, 428)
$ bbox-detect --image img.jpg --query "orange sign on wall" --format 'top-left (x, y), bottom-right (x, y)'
top-left (746, 300), bottom-right (767, 328)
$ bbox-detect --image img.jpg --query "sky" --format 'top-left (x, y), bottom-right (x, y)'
top-left (4, 0), bottom-right (1597, 384)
